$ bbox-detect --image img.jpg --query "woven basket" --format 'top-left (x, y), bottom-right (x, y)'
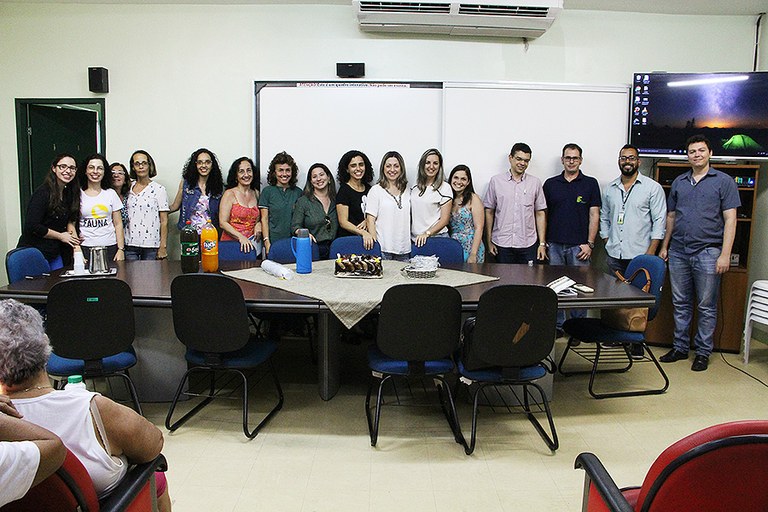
top-left (401, 266), bottom-right (437, 279)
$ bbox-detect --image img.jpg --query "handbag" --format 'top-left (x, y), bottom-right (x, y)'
top-left (600, 267), bottom-right (651, 332)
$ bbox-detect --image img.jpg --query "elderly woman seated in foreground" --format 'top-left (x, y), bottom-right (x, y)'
top-left (0, 299), bottom-right (171, 511)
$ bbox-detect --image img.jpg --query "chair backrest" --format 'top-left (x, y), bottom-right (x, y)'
top-left (6, 247), bottom-right (50, 284)
top-left (218, 240), bottom-right (259, 262)
top-left (46, 278), bottom-right (136, 361)
top-left (328, 236), bottom-right (382, 258)
top-left (410, 237), bottom-right (464, 264)
top-left (463, 285), bottom-right (557, 371)
top-left (636, 420), bottom-right (768, 511)
top-left (377, 284), bottom-right (462, 361)
top-left (170, 273), bottom-right (251, 354)
top-left (0, 449), bottom-right (100, 512)
top-left (267, 238), bottom-right (321, 264)
top-left (624, 255), bottom-right (666, 321)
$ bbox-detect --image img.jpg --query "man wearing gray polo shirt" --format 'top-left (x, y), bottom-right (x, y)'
top-left (600, 144), bottom-right (666, 276)
top-left (659, 135), bottom-right (740, 372)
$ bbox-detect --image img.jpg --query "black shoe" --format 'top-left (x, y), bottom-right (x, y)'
top-left (691, 355), bottom-right (709, 372)
top-left (659, 349), bottom-right (689, 363)
top-left (630, 344), bottom-right (644, 360)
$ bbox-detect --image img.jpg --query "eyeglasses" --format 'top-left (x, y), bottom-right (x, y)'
top-left (324, 216), bottom-right (332, 229)
top-left (196, 160), bottom-right (212, 166)
top-left (111, 169), bottom-right (126, 175)
top-left (56, 163), bottom-right (77, 172)
top-left (618, 156), bottom-right (638, 163)
top-left (563, 156), bottom-right (582, 162)
top-left (133, 161), bottom-right (149, 168)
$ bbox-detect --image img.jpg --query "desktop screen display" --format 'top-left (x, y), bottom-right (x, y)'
top-left (629, 72), bottom-right (768, 160)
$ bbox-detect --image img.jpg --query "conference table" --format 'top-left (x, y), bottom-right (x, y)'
top-left (0, 259), bottom-right (654, 401)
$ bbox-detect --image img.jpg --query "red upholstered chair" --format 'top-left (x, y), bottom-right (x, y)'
top-left (1, 448), bottom-right (166, 512)
top-left (575, 420), bottom-right (768, 512)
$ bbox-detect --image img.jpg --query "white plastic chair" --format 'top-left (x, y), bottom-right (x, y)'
top-left (743, 280), bottom-right (768, 363)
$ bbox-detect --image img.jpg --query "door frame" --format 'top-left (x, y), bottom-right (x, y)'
top-left (14, 98), bottom-right (106, 222)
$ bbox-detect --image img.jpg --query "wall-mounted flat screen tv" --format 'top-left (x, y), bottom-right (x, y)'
top-left (629, 72), bottom-right (768, 160)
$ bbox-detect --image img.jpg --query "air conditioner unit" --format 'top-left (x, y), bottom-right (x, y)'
top-left (354, 0), bottom-right (563, 39)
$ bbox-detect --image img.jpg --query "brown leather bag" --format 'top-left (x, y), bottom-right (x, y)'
top-left (600, 267), bottom-right (651, 332)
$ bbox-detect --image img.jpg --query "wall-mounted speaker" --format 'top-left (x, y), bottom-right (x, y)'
top-left (336, 63), bottom-right (365, 79)
top-left (88, 67), bottom-right (109, 93)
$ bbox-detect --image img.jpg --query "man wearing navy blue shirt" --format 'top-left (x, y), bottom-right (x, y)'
top-left (659, 135), bottom-right (740, 372)
top-left (543, 143), bottom-right (601, 333)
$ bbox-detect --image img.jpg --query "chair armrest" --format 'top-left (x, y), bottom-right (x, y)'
top-left (574, 453), bottom-right (634, 512)
top-left (100, 454), bottom-right (167, 512)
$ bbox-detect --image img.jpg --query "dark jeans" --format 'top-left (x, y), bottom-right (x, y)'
top-left (125, 246), bottom-right (159, 261)
top-left (495, 242), bottom-right (538, 264)
top-left (605, 254), bottom-right (632, 276)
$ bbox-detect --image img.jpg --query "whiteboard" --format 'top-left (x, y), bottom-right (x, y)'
top-left (442, 82), bottom-right (630, 197)
top-left (255, 81), bottom-right (443, 187)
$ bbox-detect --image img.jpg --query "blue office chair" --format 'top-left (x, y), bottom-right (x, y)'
top-left (458, 285), bottom-right (559, 454)
top-left (266, 237), bottom-right (320, 263)
top-left (219, 240), bottom-right (260, 262)
top-left (166, 273), bottom-right (283, 438)
top-left (411, 237), bottom-right (464, 264)
top-left (365, 284), bottom-right (465, 448)
top-left (558, 254), bottom-right (669, 399)
top-left (328, 236), bottom-right (382, 258)
top-left (45, 278), bottom-right (143, 414)
top-left (6, 247), bottom-right (50, 283)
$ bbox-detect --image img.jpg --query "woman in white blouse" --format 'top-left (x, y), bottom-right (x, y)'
top-left (410, 148), bottom-right (453, 247)
top-left (366, 151), bottom-right (411, 261)
top-left (124, 150), bottom-right (169, 260)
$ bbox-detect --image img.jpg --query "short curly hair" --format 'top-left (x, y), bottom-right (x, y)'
top-left (0, 300), bottom-right (51, 387)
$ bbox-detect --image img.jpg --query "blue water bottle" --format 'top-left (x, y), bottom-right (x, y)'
top-left (291, 228), bottom-right (312, 274)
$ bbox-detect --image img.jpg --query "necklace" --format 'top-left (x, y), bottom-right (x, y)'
top-left (385, 188), bottom-right (403, 209)
top-left (23, 385), bottom-right (52, 393)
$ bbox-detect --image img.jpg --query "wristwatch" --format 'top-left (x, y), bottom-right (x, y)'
top-left (587, 241), bottom-right (595, 249)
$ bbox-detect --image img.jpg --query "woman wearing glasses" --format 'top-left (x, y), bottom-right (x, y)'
top-left (76, 154), bottom-right (125, 263)
top-left (366, 151), bottom-right (411, 261)
top-left (410, 148), bottom-right (452, 248)
top-left (220, 157), bottom-right (262, 255)
top-left (291, 163), bottom-right (338, 259)
top-left (336, 150), bottom-right (375, 250)
top-left (170, 148), bottom-right (223, 234)
top-left (17, 153), bottom-right (81, 269)
top-left (124, 150), bottom-right (169, 260)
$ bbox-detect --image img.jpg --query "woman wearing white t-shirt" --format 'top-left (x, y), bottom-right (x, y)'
top-left (410, 148), bottom-right (452, 247)
top-left (366, 151), bottom-right (411, 261)
top-left (76, 154), bottom-right (125, 262)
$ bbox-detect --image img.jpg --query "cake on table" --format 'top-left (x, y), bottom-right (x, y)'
top-left (334, 254), bottom-right (383, 278)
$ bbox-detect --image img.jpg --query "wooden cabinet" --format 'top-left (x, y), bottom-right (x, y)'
top-left (645, 162), bottom-right (758, 352)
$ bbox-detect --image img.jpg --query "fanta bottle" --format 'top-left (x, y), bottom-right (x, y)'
top-left (200, 219), bottom-right (219, 273)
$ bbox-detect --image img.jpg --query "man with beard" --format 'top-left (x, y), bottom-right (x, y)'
top-left (600, 144), bottom-right (666, 276)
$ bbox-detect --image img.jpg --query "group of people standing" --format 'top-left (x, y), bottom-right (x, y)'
top-left (483, 136), bottom-right (738, 373)
top-left (17, 135), bottom-right (738, 372)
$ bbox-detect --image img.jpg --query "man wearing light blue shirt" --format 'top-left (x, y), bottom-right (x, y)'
top-left (600, 144), bottom-right (666, 276)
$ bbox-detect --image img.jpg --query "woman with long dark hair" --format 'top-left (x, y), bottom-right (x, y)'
top-left (448, 164), bottom-right (485, 263)
top-left (335, 150), bottom-right (374, 249)
top-left (17, 153), bottom-right (81, 269)
top-left (76, 154), bottom-right (125, 262)
top-left (220, 157), bottom-right (262, 255)
top-left (170, 148), bottom-right (224, 233)
top-left (291, 163), bottom-right (338, 259)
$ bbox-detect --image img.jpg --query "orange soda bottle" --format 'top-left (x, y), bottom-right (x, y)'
top-left (200, 219), bottom-right (219, 273)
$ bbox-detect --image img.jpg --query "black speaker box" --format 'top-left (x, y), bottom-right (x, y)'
top-left (88, 67), bottom-right (109, 93)
top-left (336, 63), bottom-right (365, 79)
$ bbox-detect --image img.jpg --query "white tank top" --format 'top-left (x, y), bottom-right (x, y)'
top-left (13, 389), bottom-right (128, 498)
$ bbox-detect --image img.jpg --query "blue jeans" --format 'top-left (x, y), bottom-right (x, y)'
top-left (125, 246), bottom-right (159, 261)
top-left (668, 247), bottom-right (721, 357)
top-left (496, 242), bottom-right (537, 264)
top-left (605, 254), bottom-right (632, 276)
top-left (548, 242), bottom-right (591, 328)
top-left (382, 251), bottom-right (410, 262)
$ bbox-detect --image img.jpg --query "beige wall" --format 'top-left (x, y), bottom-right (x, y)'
top-left (0, 2), bottom-right (765, 284)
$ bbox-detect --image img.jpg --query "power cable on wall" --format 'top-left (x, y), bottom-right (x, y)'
top-left (754, 13), bottom-right (765, 72)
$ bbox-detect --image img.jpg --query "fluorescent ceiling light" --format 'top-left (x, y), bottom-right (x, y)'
top-left (668, 75), bottom-right (749, 87)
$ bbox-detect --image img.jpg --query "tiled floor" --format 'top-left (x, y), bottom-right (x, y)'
top-left (142, 337), bottom-right (768, 512)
